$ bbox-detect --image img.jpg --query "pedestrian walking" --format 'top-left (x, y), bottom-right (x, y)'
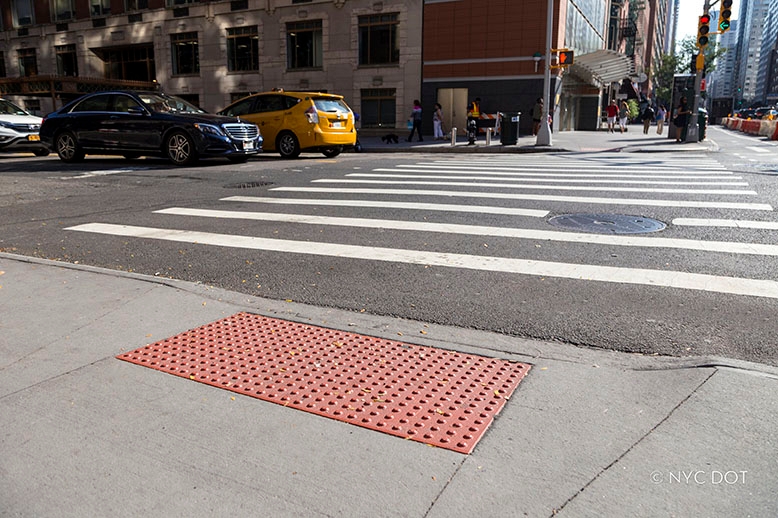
top-left (433, 102), bottom-right (445, 140)
top-left (605, 100), bottom-right (618, 133)
top-left (641, 105), bottom-right (655, 134)
top-left (656, 105), bottom-right (666, 135)
top-left (674, 97), bottom-right (691, 142)
top-left (532, 98), bottom-right (544, 136)
top-left (618, 101), bottom-right (629, 133)
top-left (407, 99), bottom-right (423, 142)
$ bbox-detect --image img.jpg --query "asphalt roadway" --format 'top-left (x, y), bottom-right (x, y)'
top-left (2, 127), bottom-right (777, 517)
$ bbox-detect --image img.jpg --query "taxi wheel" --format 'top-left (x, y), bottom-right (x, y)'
top-left (277, 132), bottom-right (301, 159)
top-left (322, 146), bottom-right (342, 158)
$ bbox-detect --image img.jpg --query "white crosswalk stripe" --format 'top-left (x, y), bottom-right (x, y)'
top-left (270, 187), bottom-right (772, 210)
top-left (310, 178), bottom-right (756, 195)
top-left (221, 196), bottom-right (550, 217)
top-left (66, 154), bottom-right (778, 298)
top-left (155, 207), bottom-right (778, 257)
top-left (65, 222), bottom-right (778, 299)
top-left (348, 173), bottom-right (747, 186)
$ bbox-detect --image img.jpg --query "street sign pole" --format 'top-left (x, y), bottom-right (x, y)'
top-left (536, 0), bottom-right (553, 146)
top-left (687, 0), bottom-right (712, 143)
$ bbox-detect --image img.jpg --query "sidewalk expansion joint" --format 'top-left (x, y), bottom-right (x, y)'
top-left (548, 368), bottom-right (718, 517)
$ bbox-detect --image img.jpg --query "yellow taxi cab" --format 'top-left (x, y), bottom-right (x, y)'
top-left (218, 89), bottom-right (356, 158)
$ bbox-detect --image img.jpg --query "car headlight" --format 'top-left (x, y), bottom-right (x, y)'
top-left (194, 123), bottom-right (226, 137)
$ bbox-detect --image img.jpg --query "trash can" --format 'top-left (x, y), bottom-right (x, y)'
top-left (698, 108), bottom-right (708, 141)
top-left (500, 112), bottom-right (520, 145)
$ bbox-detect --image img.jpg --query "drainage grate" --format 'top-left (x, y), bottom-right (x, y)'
top-left (117, 312), bottom-right (530, 454)
top-left (548, 213), bottom-right (666, 234)
top-left (223, 181), bottom-right (273, 189)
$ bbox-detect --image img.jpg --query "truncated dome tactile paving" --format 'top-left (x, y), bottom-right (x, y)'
top-left (117, 312), bottom-right (531, 454)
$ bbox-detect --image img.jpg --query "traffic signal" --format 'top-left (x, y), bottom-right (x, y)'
top-left (697, 13), bottom-right (711, 48)
top-left (719, 0), bottom-right (733, 32)
top-left (558, 50), bottom-right (574, 66)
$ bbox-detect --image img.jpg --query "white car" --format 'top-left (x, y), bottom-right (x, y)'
top-left (0, 98), bottom-right (49, 156)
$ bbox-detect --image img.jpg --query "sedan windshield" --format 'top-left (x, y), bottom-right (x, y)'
top-left (139, 94), bottom-right (205, 114)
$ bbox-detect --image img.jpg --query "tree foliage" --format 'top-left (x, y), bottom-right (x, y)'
top-left (652, 36), bottom-right (727, 107)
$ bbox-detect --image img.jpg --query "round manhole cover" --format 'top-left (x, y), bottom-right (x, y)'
top-left (548, 213), bottom-right (666, 234)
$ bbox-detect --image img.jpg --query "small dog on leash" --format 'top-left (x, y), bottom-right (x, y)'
top-left (381, 133), bottom-right (399, 144)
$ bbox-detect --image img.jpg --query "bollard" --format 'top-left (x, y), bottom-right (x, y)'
top-left (485, 128), bottom-right (492, 146)
top-left (450, 127), bottom-right (457, 146)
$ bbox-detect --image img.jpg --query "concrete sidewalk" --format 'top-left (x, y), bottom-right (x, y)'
top-left (2, 245), bottom-right (776, 518)
top-left (356, 124), bottom-right (717, 154)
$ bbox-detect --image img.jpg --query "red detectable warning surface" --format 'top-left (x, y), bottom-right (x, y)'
top-left (117, 312), bottom-right (531, 454)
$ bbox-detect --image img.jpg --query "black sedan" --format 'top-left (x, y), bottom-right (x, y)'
top-left (40, 91), bottom-right (262, 165)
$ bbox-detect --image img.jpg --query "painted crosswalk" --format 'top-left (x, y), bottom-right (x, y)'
top-left (65, 154), bottom-right (778, 299)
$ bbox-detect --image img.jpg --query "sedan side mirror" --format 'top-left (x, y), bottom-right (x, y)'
top-left (127, 106), bottom-right (147, 115)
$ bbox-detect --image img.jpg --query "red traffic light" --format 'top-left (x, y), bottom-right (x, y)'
top-left (697, 14), bottom-right (711, 47)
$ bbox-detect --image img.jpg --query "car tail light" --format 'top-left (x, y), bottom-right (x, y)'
top-left (305, 106), bottom-right (319, 124)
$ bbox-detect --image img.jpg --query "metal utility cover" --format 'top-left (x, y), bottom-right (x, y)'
top-left (117, 313), bottom-right (530, 454)
top-left (548, 213), bottom-right (666, 234)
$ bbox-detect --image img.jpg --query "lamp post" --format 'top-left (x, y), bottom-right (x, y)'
top-left (536, 0), bottom-right (553, 146)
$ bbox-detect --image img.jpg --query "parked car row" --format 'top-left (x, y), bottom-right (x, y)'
top-left (731, 106), bottom-right (778, 120)
top-left (2, 89), bottom-right (358, 165)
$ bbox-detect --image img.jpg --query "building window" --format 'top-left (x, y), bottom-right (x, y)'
top-left (358, 13), bottom-right (399, 66)
top-left (126, 0), bottom-right (149, 9)
top-left (56, 44), bottom-right (78, 77)
top-left (24, 99), bottom-right (41, 115)
top-left (13, 0), bottom-right (34, 26)
top-left (52, 0), bottom-right (75, 22)
top-left (91, 0), bottom-right (111, 16)
top-left (103, 45), bottom-right (156, 81)
top-left (0, 52), bottom-right (6, 77)
top-left (18, 48), bottom-right (37, 77)
top-left (360, 88), bottom-right (396, 128)
top-left (171, 32), bottom-right (199, 75)
top-left (287, 20), bottom-right (322, 70)
top-left (227, 26), bottom-right (259, 72)
top-left (168, 0), bottom-right (201, 5)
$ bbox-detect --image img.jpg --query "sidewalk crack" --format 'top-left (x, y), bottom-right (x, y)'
top-left (549, 368), bottom-right (718, 517)
top-left (422, 456), bottom-right (468, 517)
